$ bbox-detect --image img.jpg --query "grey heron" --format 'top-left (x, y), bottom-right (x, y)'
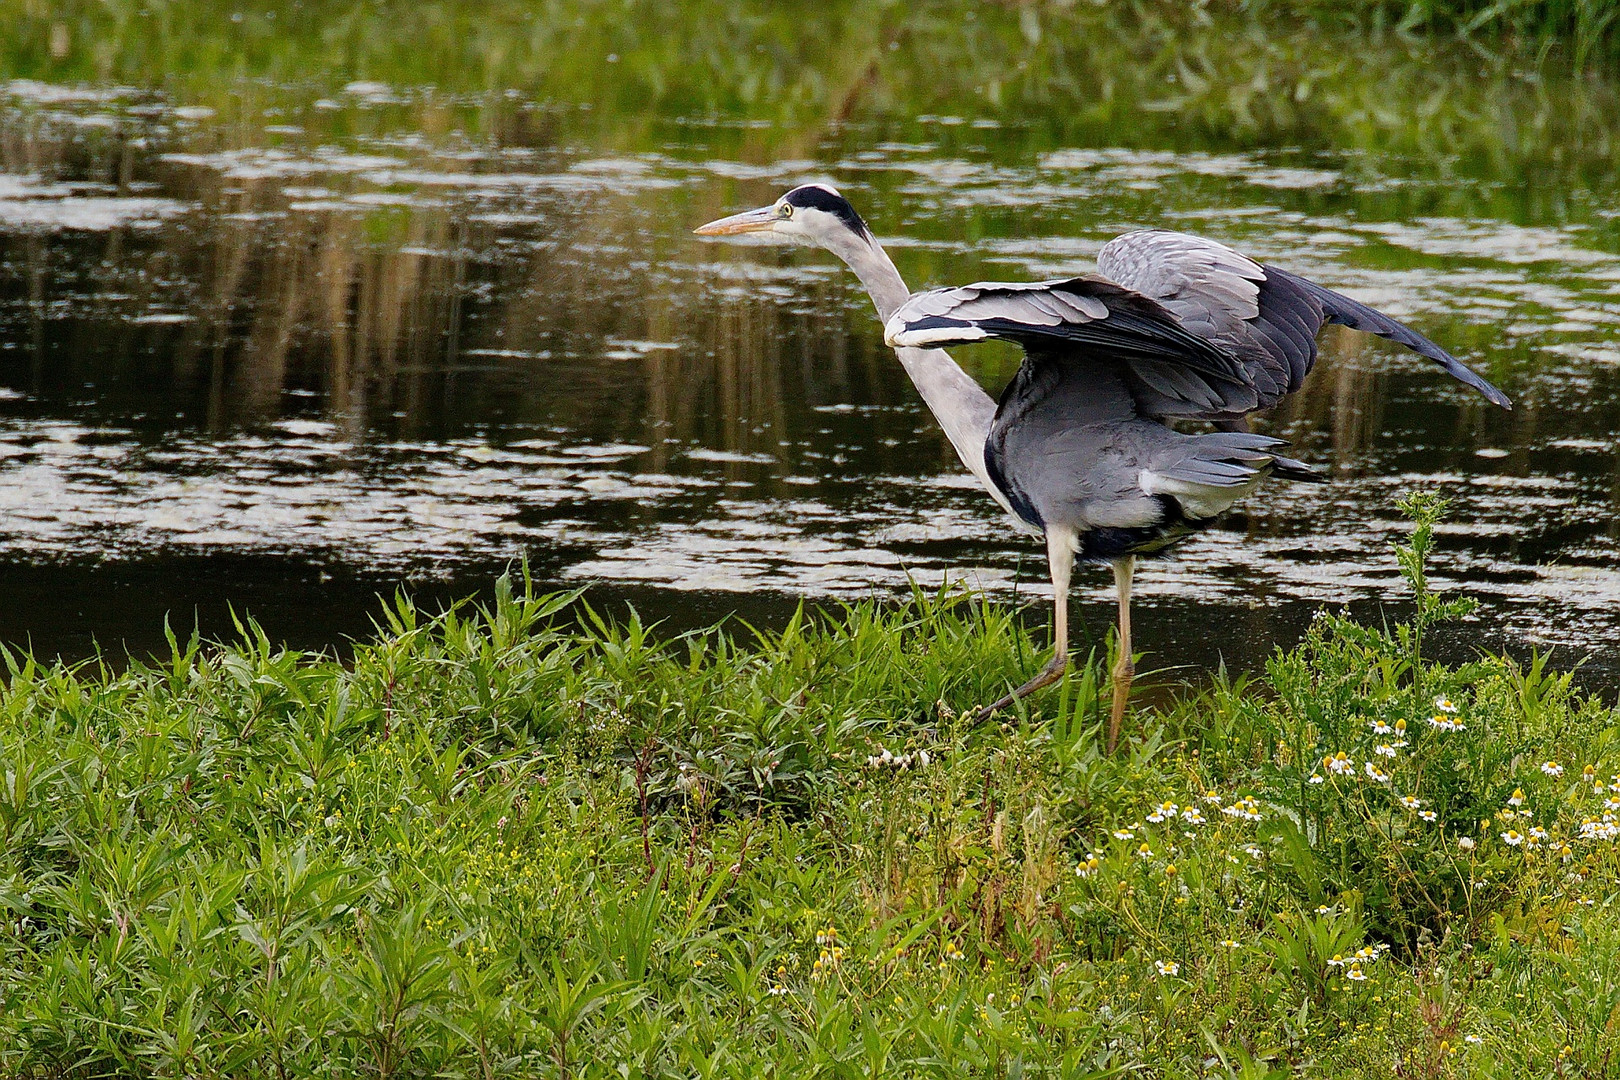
top-left (696, 184), bottom-right (1510, 752)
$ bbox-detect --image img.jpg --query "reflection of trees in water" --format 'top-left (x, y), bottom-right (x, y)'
top-left (0, 126), bottom-right (914, 468)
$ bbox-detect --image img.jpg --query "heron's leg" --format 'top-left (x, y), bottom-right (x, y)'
top-left (1106, 556), bottom-right (1136, 755)
top-left (976, 529), bottom-right (1075, 722)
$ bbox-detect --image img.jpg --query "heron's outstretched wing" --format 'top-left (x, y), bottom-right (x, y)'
top-left (885, 276), bottom-right (1261, 418)
top-left (1098, 230), bottom-right (1512, 411)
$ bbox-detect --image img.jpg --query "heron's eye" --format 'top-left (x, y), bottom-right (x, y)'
top-left (779, 204), bottom-right (793, 218)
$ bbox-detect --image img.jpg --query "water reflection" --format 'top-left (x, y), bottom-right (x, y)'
top-left (0, 61), bottom-right (1616, 684)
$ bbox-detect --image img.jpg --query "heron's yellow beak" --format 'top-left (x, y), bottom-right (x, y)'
top-left (693, 205), bottom-right (778, 236)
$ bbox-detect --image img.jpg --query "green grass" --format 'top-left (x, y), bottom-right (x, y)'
top-left (1232, 0), bottom-right (1620, 65)
top-left (0, 500), bottom-right (1617, 1077)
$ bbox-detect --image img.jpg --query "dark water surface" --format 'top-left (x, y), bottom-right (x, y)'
top-left (1, 7), bottom-right (1618, 685)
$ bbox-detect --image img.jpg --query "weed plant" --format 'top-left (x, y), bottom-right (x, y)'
top-left (0, 497), bottom-right (1616, 1077)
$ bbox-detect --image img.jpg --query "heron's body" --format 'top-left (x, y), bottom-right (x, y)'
top-left (697, 185), bottom-right (1511, 748)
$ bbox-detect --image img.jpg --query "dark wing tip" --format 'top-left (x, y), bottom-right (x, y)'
top-left (1261, 264), bottom-right (1512, 411)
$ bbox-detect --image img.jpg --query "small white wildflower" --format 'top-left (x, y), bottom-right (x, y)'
top-left (1400, 795), bottom-right (1421, 810)
top-left (1541, 761), bottom-right (1563, 778)
top-left (1154, 959), bottom-right (1179, 977)
top-left (1364, 762), bottom-right (1391, 784)
top-left (1434, 695), bottom-right (1458, 714)
top-left (1465, 1034), bottom-right (1482, 1045)
top-left (1308, 773), bottom-right (1324, 785)
top-left (1136, 842), bottom-right (1154, 859)
top-left (1458, 836), bottom-right (1476, 852)
top-left (1112, 829), bottom-right (1134, 841)
top-left (1507, 788), bottom-right (1525, 807)
top-left (1180, 807), bottom-right (1205, 825)
top-left (1243, 844), bottom-right (1262, 859)
top-left (1076, 853), bottom-right (1101, 879)
top-left (1419, 810), bottom-right (1438, 822)
top-left (1315, 905), bottom-right (1332, 916)
top-left (1369, 719), bottom-right (1393, 735)
top-left (1501, 830), bottom-right (1523, 846)
top-left (1347, 963), bottom-right (1367, 982)
top-left (1325, 752), bottom-right (1354, 775)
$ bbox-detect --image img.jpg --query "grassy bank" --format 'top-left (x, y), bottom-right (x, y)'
top-left (0, 501), bottom-right (1616, 1078)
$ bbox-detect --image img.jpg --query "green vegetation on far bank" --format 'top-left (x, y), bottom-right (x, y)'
top-left (6, 0), bottom-right (1620, 189)
top-left (0, 498), bottom-right (1617, 1077)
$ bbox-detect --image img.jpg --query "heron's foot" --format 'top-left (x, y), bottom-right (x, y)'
top-left (974, 652), bottom-right (1069, 724)
top-left (1106, 654), bottom-right (1135, 756)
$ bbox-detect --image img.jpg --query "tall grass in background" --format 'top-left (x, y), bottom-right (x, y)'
top-left (1231, 0), bottom-right (1620, 64)
top-left (0, 497), bottom-right (1616, 1076)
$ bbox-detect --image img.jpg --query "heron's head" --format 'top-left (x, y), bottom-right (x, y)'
top-left (693, 183), bottom-right (871, 251)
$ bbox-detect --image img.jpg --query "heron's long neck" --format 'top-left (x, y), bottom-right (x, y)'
top-left (829, 231), bottom-right (1005, 508)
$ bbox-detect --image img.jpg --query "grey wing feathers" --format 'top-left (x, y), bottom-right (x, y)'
top-left (1099, 229), bottom-right (1510, 412)
top-left (885, 277), bottom-right (1261, 416)
top-left (1098, 230), bottom-right (1263, 330)
top-left (1101, 231), bottom-right (1295, 407)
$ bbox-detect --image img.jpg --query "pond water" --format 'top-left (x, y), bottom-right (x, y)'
top-left (1, 5), bottom-right (1617, 686)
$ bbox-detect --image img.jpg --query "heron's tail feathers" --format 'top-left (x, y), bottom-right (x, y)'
top-left (1143, 431), bottom-right (1325, 517)
top-left (1267, 453), bottom-right (1327, 484)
